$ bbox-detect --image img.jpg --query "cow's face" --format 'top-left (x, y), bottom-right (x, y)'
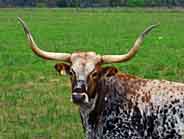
top-left (55, 52), bottom-right (102, 105)
top-left (55, 54), bottom-right (118, 105)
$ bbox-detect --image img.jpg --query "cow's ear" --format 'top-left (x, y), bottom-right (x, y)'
top-left (54, 63), bottom-right (70, 75)
top-left (102, 67), bottom-right (118, 77)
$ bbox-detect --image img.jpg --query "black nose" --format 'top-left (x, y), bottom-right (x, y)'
top-left (72, 94), bottom-right (85, 103)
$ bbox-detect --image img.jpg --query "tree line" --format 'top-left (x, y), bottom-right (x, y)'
top-left (0, 0), bottom-right (184, 7)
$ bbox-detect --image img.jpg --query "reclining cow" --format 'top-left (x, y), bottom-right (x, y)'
top-left (18, 17), bottom-right (184, 139)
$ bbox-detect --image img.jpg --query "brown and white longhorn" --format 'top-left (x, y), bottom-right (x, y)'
top-left (18, 17), bottom-right (184, 139)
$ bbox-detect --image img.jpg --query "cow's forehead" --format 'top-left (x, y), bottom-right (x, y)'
top-left (71, 52), bottom-right (101, 62)
top-left (70, 52), bottom-right (101, 76)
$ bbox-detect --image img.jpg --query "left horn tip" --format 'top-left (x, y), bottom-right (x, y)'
top-left (142, 23), bottom-right (160, 36)
top-left (17, 16), bottom-right (31, 35)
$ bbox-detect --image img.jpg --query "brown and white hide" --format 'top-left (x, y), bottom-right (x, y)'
top-left (79, 71), bottom-right (184, 139)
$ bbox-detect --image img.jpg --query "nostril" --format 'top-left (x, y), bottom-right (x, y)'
top-left (81, 94), bottom-right (85, 100)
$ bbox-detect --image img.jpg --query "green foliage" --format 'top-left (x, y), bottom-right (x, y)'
top-left (0, 8), bottom-right (184, 138)
top-left (127, 0), bottom-right (145, 6)
top-left (36, 2), bottom-right (47, 7)
top-left (1, 0), bottom-right (184, 7)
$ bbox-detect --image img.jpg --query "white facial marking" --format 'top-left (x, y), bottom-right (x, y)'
top-left (69, 52), bottom-right (101, 104)
top-left (70, 52), bottom-right (101, 82)
top-left (82, 93), bottom-right (89, 103)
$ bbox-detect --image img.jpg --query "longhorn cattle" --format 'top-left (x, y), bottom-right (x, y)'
top-left (18, 17), bottom-right (184, 139)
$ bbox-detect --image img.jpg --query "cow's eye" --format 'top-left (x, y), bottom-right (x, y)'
top-left (69, 70), bottom-right (74, 76)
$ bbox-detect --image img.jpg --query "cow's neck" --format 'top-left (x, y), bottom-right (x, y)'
top-left (79, 94), bottom-right (99, 138)
top-left (79, 76), bottom-right (130, 138)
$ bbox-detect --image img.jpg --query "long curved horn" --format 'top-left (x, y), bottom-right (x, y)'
top-left (101, 24), bottom-right (159, 64)
top-left (18, 17), bottom-right (71, 62)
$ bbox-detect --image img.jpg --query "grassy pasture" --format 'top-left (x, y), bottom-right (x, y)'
top-left (0, 8), bottom-right (184, 139)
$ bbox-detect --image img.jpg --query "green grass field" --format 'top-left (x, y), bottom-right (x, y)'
top-left (0, 8), bottom-right (184, 139)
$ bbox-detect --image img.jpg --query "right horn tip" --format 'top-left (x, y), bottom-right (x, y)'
top-left (153, 23), bottom-right (160, 27)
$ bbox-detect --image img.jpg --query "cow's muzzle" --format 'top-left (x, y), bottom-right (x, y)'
top-left (72, 80), bottom-right (89, 104)
top-left (72, 93), bottom-right (88, 104)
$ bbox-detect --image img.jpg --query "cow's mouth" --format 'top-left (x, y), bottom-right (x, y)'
top-left (71, 93), bottom-right (89, 104)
